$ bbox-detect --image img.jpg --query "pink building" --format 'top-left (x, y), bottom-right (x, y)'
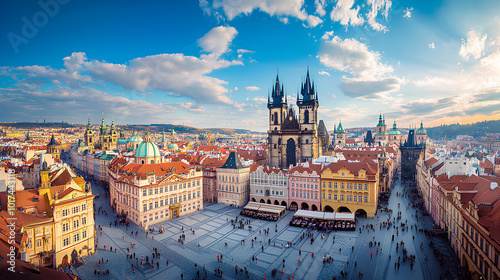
top-left (288, 162), bottom-right (322, 211)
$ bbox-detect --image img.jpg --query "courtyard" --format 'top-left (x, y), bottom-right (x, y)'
top-left (73, 177), bottom-right (463, 280)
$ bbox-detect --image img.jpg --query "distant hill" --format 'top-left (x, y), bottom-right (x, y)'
top-left (426, 120), bottom-right (500, 139)
top-left (0, 122), bottom-right (259, 135)
top-left (0, 122), bottom-right (81, 129)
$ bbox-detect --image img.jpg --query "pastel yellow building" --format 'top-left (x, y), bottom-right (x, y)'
top-left (320, 159), bottom-right (379, 217)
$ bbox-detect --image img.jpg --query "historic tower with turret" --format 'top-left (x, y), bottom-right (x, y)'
top-left (267, 68), bottom-right (321, 169)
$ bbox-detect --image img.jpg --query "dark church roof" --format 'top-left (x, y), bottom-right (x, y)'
top-left (220, 152), bottom-right (245, 169)
top-left (318, 120), bottom-right (328, 136)
top-left (364, 130), bottom-right (374, 145)
top-left (48, 133), bottom-right (60, 146)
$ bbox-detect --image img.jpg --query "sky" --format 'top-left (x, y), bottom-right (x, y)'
top-left (0, 0), bottom-right (499, 132)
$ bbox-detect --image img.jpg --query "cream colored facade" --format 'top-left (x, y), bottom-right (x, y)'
top-left (217, 167), bottom-right (250, 207)
top-left (52, 188), bottom-right (95, 267)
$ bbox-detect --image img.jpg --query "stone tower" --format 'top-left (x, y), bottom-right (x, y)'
top-left (267, 68), bottom-right (320, 169)
top-left (46, 133), bottom-right (61, 160)
top-left (84, 117), bottom-right (94, 149)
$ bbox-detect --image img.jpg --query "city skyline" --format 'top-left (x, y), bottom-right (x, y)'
top-left (1, 0), bottom-right (499, 132)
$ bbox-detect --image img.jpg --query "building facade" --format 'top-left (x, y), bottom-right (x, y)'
top-left (216, 152), bottom-right (250, 207)
top-left (288, 162), bottom-right (322, 211)
top-left (320, 159), bottom-right (379, 217)
top-left (249, 165), bottom-right (288, 207)
top-left (267, 69), bottom-right (325, 169)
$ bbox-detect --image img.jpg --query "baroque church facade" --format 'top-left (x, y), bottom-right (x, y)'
top-left (267, 69), bottom-right (326, 169)
top-left (83, 115), bottom-right (118, 151)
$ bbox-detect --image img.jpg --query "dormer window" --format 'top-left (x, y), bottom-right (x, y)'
top-left (149, 177), bottom-right (154, 184)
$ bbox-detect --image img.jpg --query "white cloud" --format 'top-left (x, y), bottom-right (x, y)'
top-left (198, 26), bottom-right (238, 57)
top-left (178, 102), bottom-right (205, 112)
top-left (279, 17), bottom-right (289, 24)
top-left (366, 0), bottom-right (392, 32)
top-left (459, 30), bottom-right (488, 60)
top-left (321, 31), bottom-right (334, 40)
top-left (318, 36), bottom-right (393, 78)
top-left (403, 7), bottom-right (413, 18)
top-left (428, 42), bottom-right (435, 49)
top-left (330, 0), bottom-right (364, 28)
top-left (202, 0), bottom-right (323, 27)
top-left (9, 50), bottom-right (244, 105)
top-left (318, 71), bottom-right (330, 76)
top-left (315, 0), bottom-right (327, 17)
top-left (246, 96), bottom-right (267, 104)
top-left (317, 35), bottom-right (400, 99)
top-left (244, 86), bottom-right (260, 91)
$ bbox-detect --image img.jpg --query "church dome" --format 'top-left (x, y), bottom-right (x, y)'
top-left (135, 141), bottom-right (160, 158)
top-left (167, 143), bottom-right (179, 150)
top-left (128, 131), bottom-right (143, 143)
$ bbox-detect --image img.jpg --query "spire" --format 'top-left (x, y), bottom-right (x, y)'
top-left (393, 120), bottom-right (397, 130)
top-left (162, 129), bottom-right (166, 143)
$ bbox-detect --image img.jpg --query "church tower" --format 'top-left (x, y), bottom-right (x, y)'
top-left (267, 74), bottom-right (288, 168)
top-left (109, 118), bottom-right (118, 150)
top-left (266, 68), bottom-right (321, 169)
top-left (84, 117), bottom-right (94, 149)
top-left (334, 121), bottom-right (346, 146)
top-left (99, 114), bottom-right (109, 150)
top-left (297, 67), bottom-right (319, 161)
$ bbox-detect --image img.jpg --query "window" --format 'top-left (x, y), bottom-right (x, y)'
top-left (184, 195), bottom-right (187, 201)
top-left (354, 196), bottom-right (357, 202)
top-left (82, 230), bottom-right (87, 239)
top-left (341, 172), bottom-right (345, 176)
top-left (143, 204), bottom-right (147, 212)
top-left (149, 189), bottom-right (153, 195)
top-left (329, 182), bottom-right (332, 188)
top-left (322, 193), bottom-right (325, 199)
top-left (160, 200), bottom-right (164, 207)
top-left (155, 201), bottom-right (158, 208)
top-left (73, 220), bottom-right (79, 229)
top-left (170, 198), bottom-right (173, 204)
top-left (159, 187), bottom-right (163, 193)
top-left (341, 183), bottom-right (344, 189)
top-left (36, 239), bottom-right (42, 247)
top-left (354, 183), bottom-right (357, 190)
top-left (155, 188), bottom-right (158, 194)
top-left (82, 217), bottom-right (87, 225)
top-left (364, 196), bottom-right (368, 202)
top-left (315, 193), bottom-right (318, 199)
top-left (340, 195), bottom-right (344, 200)
top-left (62, 209), bottom-right (68, 217)
top-left (334, 182), bottom-right (338, 188)
top-left (165, 199), bottom-right (168, 205)
top-left (73, 206), bottom-right (79, 214)
top-left (334, 194), bottom-right (338, 200)
top-left (82, 204), bottom-right (86, 211)
top-left (63, 238), bottom-right (69, 247)
top-left (149, 203), bottom-right (153, 210)
top-left (74, 233), bottom-right (80, 243)
top-left (328, 194), bottom-right (332, 199)
top-left (143, 189), bottom-right (147, 196)
top-left (364, 184), bottom-right (368, 190)
top-left (62, 223), bottom-right (69, 232)
top-left (188, 194), bottom-right (192, 200)
top-left (170, 186), bottom-right (173, 191)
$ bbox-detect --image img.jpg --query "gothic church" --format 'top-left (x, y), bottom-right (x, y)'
top-left (267, 68), bottom-right (326, 169)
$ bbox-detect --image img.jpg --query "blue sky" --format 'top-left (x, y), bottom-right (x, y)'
top-left (1, 0), bottom-right (499, 132)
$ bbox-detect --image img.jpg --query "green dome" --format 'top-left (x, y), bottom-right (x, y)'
top-left (388, 129), bottom-right (401, 135)
top-left (416, 122), bottom-right (427, 134)
top-left (167, 143), bottom-right (179, 150)
top-left (128, 131), bottom-right (143, 143)
top-left (135, 141), bottom-right (160, 158)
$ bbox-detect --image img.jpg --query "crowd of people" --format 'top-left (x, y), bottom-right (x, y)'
top-left (289, 216), bottom-right (356, 231)
top-left (240, 209), bottom-right (280, 221)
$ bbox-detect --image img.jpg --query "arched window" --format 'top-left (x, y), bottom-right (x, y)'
top-left (273, 112), bottom-right (278, 125)
top-left (304, 110), bottom-right (309, 123)
top-left (150, 160), bottom-right (154, 164)
top-left (306, 139), bottom-right (309, 144)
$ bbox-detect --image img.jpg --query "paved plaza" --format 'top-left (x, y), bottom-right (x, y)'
top-left (73, 177), bottom-right (463, 280)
